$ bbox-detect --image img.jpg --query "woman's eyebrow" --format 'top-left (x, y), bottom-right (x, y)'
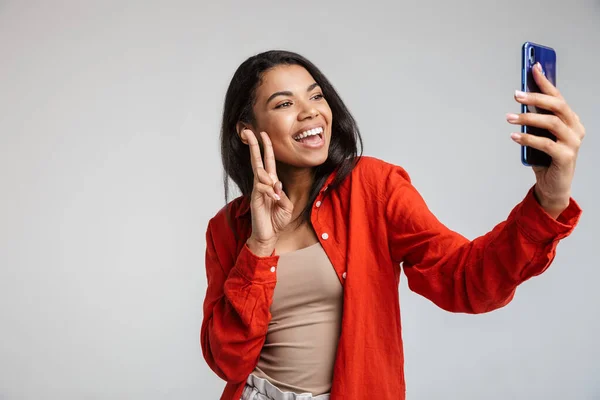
top-left (266, 82), bottom-right (321, 105)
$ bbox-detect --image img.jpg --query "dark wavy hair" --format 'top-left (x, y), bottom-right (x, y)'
top-left (220, 50), bottom-right (363, 224)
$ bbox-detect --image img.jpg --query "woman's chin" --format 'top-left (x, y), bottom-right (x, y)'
top-left (303, 148), bottom-right (329, 167)
top-left (280, 149), bottom-right (329, 170)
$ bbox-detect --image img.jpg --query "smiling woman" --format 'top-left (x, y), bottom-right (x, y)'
top-left (240, 67), bottom-right (331, 166)
top-left (200, 50), bottom-right (583, 400)
top-left (219, 51), bottom-right (362, 227)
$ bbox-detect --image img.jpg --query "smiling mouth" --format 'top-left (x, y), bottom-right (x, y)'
top-left (293, 126), bottom-right (324, 142)
top-left (292, 128), bottom-right (325, 149)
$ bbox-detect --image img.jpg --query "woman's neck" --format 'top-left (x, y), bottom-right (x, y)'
top-left (276, 164), bottom-right (314, 218)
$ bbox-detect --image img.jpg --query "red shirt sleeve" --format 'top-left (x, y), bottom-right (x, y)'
top-left (200, 220), bottom-right (279, 382)
top-left (385, 165), bottom-right (582, 313)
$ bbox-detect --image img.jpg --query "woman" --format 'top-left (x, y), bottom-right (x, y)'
top-left (200, 50), bottom-right (583, 400)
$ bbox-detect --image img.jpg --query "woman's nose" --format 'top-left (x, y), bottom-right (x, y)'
top-left (298, 104), bottom-right (319, 120)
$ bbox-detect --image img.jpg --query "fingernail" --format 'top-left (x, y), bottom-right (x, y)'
top-left (515, 90), bottom-right (526, 100)
top-left (506, 113), bottom-right (519, 122)
top-left (511, 132), bottom-right (522, 141)
top-left (535, 62), bottom-right (543, 72)
top-left (272, 193), bottom-right (281, 201)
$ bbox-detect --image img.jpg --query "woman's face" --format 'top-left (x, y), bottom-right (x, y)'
top-left (244, 64), bottom-right (332, 169)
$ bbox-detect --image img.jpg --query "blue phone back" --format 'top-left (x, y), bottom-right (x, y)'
top-left (521, 42), bottom-right (557, 167)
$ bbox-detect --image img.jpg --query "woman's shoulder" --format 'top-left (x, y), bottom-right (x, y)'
top-left (351, 155), bottom-right (412, 185)
top-left (207, 194), bottom-right (250, 230)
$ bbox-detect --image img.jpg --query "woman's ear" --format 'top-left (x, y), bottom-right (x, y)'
top-left (236, 122), bottom-right (249, 145)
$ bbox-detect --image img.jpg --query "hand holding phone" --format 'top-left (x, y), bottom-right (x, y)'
top-left (508, 42), bottom-right (585, 217)
top-left (520, 42), bottom-right (557, 167)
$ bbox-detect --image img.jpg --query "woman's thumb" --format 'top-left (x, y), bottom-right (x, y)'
top-left (274, 181), bottom-right (293, 209)
top-left (274, 181), bottom-right (283, 195)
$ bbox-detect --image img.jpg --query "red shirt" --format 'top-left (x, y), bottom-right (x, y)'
top-left (201, 156), bottom-right (581, 400)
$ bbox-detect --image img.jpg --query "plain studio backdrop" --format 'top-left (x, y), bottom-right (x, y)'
top-left (0, 0), bottom-right (598, 399)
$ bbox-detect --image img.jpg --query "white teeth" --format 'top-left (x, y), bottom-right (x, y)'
top-left (294, 126), bottom-right (323, 140)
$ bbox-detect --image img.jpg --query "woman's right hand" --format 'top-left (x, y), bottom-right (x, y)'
top-left (242, 129), bottom-right (294, 256)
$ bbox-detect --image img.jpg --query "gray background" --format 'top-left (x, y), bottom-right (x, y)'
top-left (0, 0), bottom-right (598, 399)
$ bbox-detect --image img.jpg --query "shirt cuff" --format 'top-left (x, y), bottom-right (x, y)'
top-left (515, 186), bottom-right (582, 243)
top-left (233, 244), bottom-right (279, 284)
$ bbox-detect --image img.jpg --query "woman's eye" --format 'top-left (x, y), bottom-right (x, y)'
top-left (275, 101), bottom-right (292, 109)
top-left (312, 93), bottom-right (324, 100)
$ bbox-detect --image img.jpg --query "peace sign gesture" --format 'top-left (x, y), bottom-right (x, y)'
top-left (241, 129), bottom-right (294, 256)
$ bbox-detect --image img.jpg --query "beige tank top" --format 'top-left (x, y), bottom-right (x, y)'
top-left (251, 242), bottom-right (343, 395)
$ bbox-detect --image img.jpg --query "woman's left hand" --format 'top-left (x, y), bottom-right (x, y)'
top-left (507, 61), bottom-right (586, 218)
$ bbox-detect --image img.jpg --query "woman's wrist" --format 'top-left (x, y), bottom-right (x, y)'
top-left (533, 185), bottom-right (570, 219)
top-left (246, 236), bottom-right (277, 257)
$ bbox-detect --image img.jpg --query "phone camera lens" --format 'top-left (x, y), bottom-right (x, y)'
top-left (529, 47), bottom-right (535, 65)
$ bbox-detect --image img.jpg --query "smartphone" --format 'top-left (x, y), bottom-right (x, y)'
top-left (521, 42), bottom-right (557, 167)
